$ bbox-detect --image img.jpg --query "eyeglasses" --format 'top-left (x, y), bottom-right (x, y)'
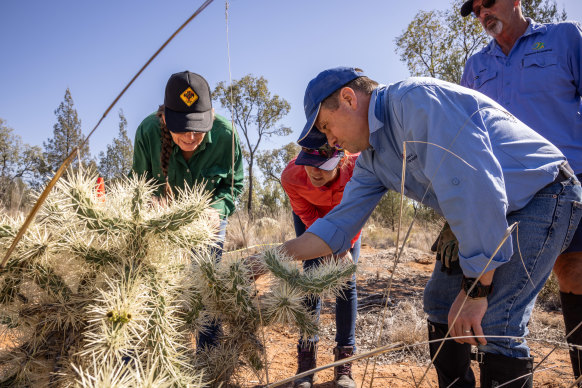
top-left (472, 0), bottom-right (495, 18)
top-left (301, 144), bottom-right (342, 159)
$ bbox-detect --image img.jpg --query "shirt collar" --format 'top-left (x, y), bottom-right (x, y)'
top-left (485, 18), bottom-right (547, 55)
top-left (523, 18), bottom-right (547, 37)
top-left (368, 87), bottom-right (384, 134)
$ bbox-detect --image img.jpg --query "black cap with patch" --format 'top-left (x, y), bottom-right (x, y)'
top-left (460, 0), bottom-right (473, 17)
top-left (164, 71), bottom-right (213, 133)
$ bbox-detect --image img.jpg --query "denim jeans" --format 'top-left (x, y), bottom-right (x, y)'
top-left (563, 173), bottom-right (582, 253)
top-left (424, 178), bottom-right (582, 357)
top-left (292, 212), bottom-right (360, 348)
top-left (196, 218), bottom-right (228, 350)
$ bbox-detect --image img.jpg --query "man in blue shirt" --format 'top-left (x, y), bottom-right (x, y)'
top-left (276, 67), bottom-right (581, 387)
top-left (460, 0), bottom-right (582, 384)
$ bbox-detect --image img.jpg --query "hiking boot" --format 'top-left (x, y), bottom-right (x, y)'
top-left (333, 346), bottom-right (356, 388)
top-left (293, 344), bottom-right (317, 388)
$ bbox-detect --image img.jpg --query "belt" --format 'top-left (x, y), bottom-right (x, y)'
top-left (547, 161), bottom-right (578, 187)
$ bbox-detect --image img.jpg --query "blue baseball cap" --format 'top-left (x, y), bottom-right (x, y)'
top-left (295, 147), bottom-right (345, 171)
top-left (297, 67), bottom-right (365, 148)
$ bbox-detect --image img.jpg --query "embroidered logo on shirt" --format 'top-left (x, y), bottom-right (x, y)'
top-left (180, 87), bottom-right (199, 106)
top-left (532, 42), bottom-right (545, 50)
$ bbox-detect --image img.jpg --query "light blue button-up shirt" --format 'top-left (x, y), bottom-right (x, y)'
top-left (307, 78), bottom-right (565, 277)
top-left (462, 19), bottom-right (582, 173)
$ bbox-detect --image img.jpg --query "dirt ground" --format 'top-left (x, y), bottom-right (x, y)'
top-left (247, 245), bottom-right (576, 388)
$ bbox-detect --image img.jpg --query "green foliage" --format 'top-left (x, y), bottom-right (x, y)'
top-left (0, 118), bottom-right (45, 210)
top-left (395, 2), bottom-right (487, 84)
top-left (522, 0), bottom-right (567, 23)
top-left (371, 190), bottom-right (409, 231)
top-left (43, 88), bottom-right (92, 178)
top-left (98, 109), bottom-right (134, 182)
top-left (257, 142), bottom-right (300, 186)
top-left (395, 0), bottom-right (566, 84)
top-left (255, 180), bottom-right (290, 217)
top-left (213, 75), bottom-right (292, 215)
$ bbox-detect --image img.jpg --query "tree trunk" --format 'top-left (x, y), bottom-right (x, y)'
top-left (247, 158), bottom-right (254, 216)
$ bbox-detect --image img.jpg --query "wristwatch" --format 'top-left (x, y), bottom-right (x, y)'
top-left (461, 276), bottom-right (493, 299)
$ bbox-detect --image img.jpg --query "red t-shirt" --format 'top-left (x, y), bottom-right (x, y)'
top-left (281, 154), bottom-right (362, 247)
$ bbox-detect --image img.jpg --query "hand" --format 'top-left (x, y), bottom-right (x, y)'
top-left (448, 290), bottom-right (488, 346)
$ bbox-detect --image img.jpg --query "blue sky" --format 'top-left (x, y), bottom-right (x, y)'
top-left (1, 0), bottom-right (581, 158)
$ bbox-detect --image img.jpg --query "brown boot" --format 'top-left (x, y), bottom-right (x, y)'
top-left (293, 344), bottom-right (317, 388)
top-left (333, 346), bottom-right (356, 388)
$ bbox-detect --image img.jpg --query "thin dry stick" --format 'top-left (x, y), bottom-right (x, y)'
top-left (569, 374), bottom-right (582, 388)
top-left (267, 334), bottom-right (544, 388)
top-left (416, 222), bottom-right (517, 388)
top-left (534, 319), bottom-right (582, 385)
top-left (363, 107), bottom-right (527, 387)
top-left (360, 111), bottom-right (483, 388)
top-left (222, 1), bottom-right (269, 383)
top-left (514, 226), bottom-right (535, 288)
top-left (363, 139), bottom-right (412, 388)
top-left (0, 0), bottom-right (216, 269)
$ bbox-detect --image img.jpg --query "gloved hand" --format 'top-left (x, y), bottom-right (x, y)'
top-left (430, 222), bottom-right (460, 273)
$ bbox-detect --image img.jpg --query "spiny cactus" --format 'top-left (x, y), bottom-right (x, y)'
top-left (0, 170), bottom-right (356, 387)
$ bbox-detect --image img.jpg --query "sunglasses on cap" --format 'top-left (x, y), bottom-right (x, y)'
top-left (472, 0), bottom-right (496, 18)
top-left (301, 144), bottom-right (342, 159)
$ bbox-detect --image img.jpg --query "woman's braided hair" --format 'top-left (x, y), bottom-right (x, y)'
top-left (156, 104), bottom-right (174, 198)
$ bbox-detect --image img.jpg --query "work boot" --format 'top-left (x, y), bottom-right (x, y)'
top-left (293, 344), bottom-right (317, 388)
top-left (333, 346), bottom-right (356, 388)
top-left (561, 291), bottom-right (582, 386)
top-left (427, 320), bottom-right (475, 387)
top-left (478, 352), bottom-right (533, 388)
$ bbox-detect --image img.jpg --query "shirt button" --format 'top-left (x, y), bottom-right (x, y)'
top-left (451, 177), bottom-right (460, 185)
top-left (186, 169), bottom-right (190, 173)
top-left (211, 179), bottom-right (215, 184)
top-left (157, 173), bottom-right (160, 177)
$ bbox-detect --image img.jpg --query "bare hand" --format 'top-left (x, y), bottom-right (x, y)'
top-left (448, 291), bottom-right (488, 346)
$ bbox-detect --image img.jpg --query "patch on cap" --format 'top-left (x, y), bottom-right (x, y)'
top-left (180, 87), bottom-right (199, 107)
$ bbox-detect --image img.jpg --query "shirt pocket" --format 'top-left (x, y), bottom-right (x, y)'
top-left (521, 53), bottom-right (558, 93)
top-left (202, 166), bottom-right (228, 192)
top-left (151, 165), bottom-right (165, 185)
top-left (472, 70), bottom-right (499, 97)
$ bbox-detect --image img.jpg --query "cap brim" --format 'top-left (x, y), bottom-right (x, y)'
top-left (297, 103), bottom-right (327, 148)
top-left (295, 150), bottom-right (343, 171)
top-left (460, 0), bottom-right (473, 17)
top-left (165, 106), bottom-right (213, 133)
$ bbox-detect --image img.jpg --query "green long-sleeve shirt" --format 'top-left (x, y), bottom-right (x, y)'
top-left (131, 112), bottom-right (244, 218)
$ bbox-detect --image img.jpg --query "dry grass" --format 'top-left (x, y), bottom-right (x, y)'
top-left (224, 210), bottom-right (295, 255)
top-left (362, 222), bottom-right (440, 252)
top-left (356, 299), bottom-right (429, 365)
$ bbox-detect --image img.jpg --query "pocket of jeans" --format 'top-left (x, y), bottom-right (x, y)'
top-left (561, 200), bottom-right (582, 253)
